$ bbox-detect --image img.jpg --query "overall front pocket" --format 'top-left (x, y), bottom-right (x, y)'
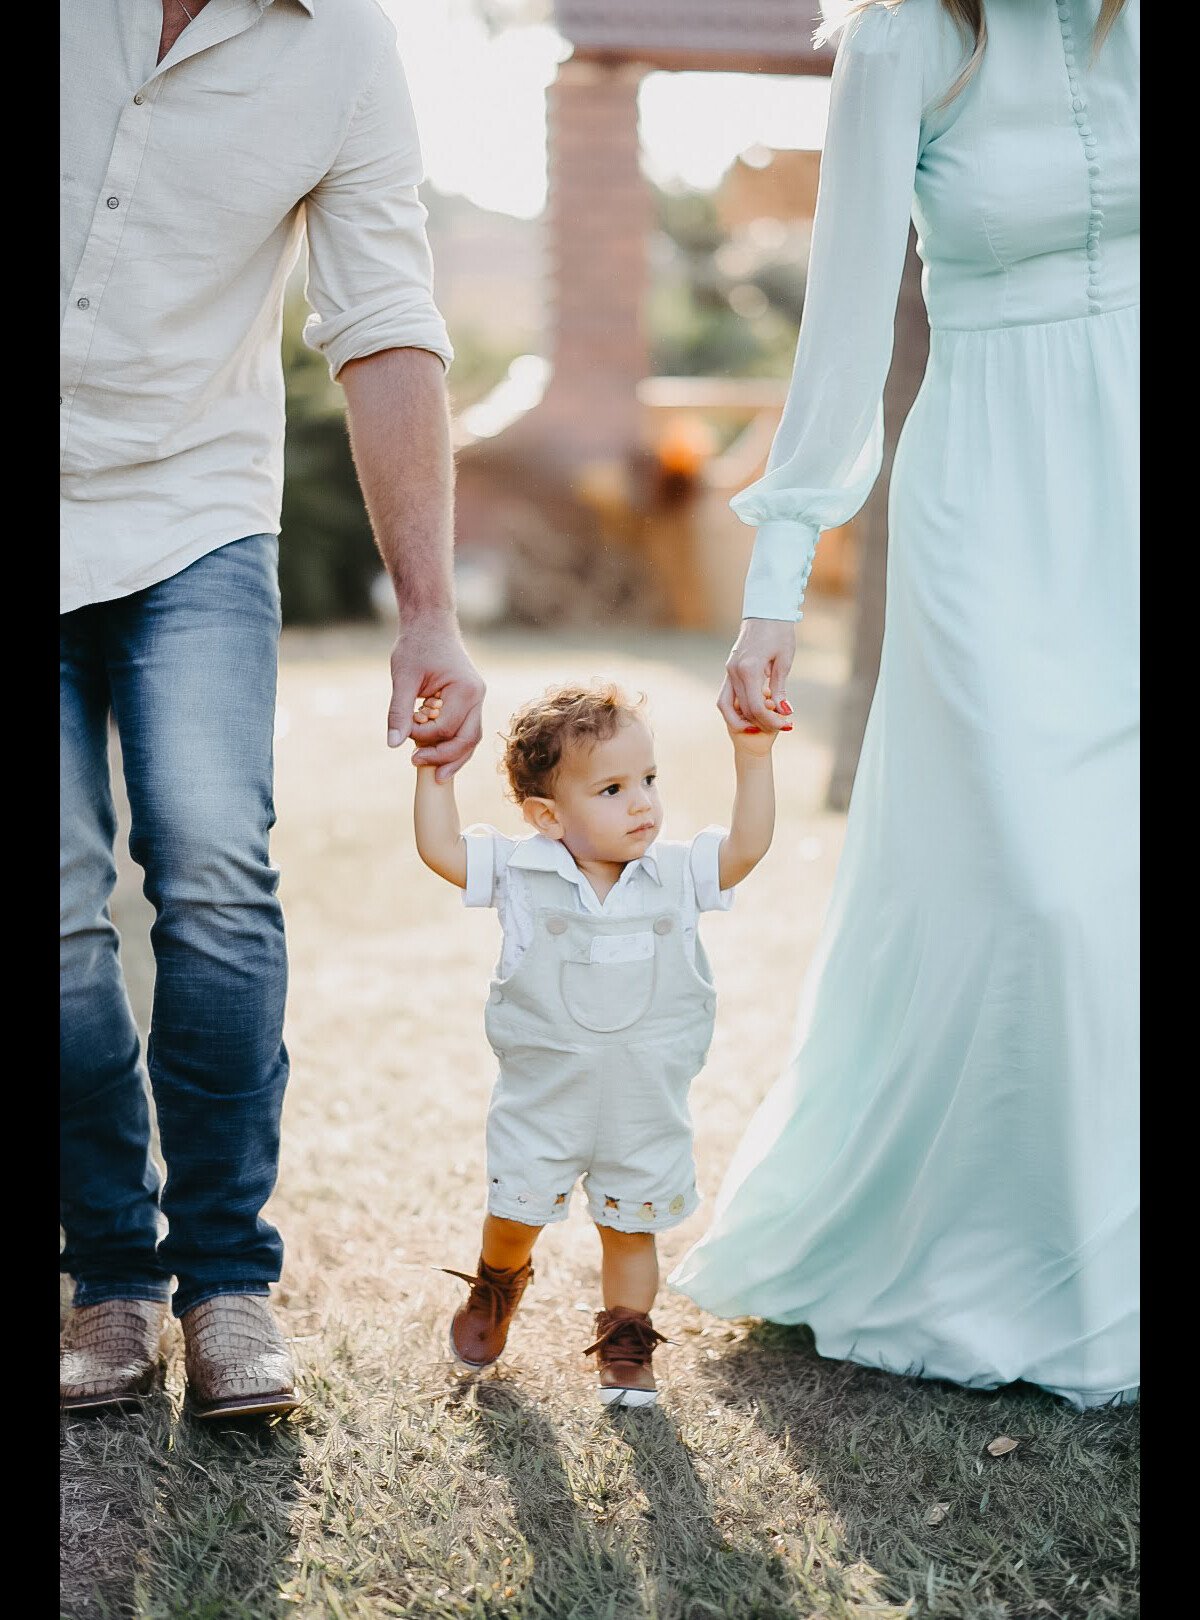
top-left (559, 953), bottom-right (657, 1034)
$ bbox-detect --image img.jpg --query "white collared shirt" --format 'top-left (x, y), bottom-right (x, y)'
top-left (60, 0), bottom-right (454, 614)
top-left (463, 825), bottom-right (735, 980)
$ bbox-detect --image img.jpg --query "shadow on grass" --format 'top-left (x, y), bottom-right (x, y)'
top-left (466, 1379), bottom-right (643, 1620)
top-left (60, 1394), bottom-right (307, 1620)
top-left (606, 1405), bottom-right (798, 1620)
top-left (698, 1323), bottom-right (1140, 1620)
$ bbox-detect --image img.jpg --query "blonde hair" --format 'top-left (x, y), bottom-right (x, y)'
top-left (818, 0), bottom-right (1127, 104)
top-left (501, 681), bottom-right (646, 803)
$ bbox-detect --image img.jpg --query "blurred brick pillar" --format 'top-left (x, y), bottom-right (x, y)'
top-left (538, 59), bottom-right (651, 464)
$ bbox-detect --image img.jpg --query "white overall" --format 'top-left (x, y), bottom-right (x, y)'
top-left (483, 843), bottom-right (717, 1233)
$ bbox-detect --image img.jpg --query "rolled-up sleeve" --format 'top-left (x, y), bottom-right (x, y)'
top-left (689, 826), bottom-right (736, 912)
top-left (303, 37), bottom-right (454, 379)
top-left (463, 825), bottom-right (509, 909)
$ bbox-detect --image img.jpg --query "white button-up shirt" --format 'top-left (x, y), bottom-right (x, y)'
top-left (60, 0), bottom-right (454, 615)
top-left (463, 826), bottom-right (735, 981)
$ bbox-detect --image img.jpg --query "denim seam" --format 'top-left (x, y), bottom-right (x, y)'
top-left (172, 1282), bottom-right (272, 1318)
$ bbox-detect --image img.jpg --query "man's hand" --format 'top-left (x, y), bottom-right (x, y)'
top-left (386, 617), bottom-right (485, 782)
top-left (718, 618), bottom-right (797, 734)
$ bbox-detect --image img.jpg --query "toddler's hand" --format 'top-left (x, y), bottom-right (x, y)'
top-left (728, 694), bottom-right (792, 755)
top-left (411, 693), bottom-right (445, 763)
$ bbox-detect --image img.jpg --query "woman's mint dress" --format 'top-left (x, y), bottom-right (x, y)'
top-left (671, 0), bottom-right (1139, 1408)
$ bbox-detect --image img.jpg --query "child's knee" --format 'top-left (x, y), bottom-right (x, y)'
top-left (596, 1224), bottom-right (656, 1251)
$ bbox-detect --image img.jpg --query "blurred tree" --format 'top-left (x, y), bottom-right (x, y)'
top-left (278, 292), bottom-right (379, 624)
top-left (650, 184), bottom-right (804, 380)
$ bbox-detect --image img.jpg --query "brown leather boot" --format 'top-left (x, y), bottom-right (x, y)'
top-left (60, 1299), bottom-right (169, 1412)
top-left (181, 1295), bottom-right (302, 1420)
top-left (585, 1307), bottom-right (668, 1408)
top-left (444, 1258), bottom-right (533, 1371)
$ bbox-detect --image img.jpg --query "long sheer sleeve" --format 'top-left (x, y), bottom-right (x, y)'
top-left (736, 6), bottom-right (934, 621)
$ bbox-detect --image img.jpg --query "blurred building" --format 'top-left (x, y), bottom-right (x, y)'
top-left (453, 1), bottom-right (922, 638)
top-left (424, 188), bottom-right (542, 340)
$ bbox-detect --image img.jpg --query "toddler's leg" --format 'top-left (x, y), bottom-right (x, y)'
top-left (445, 1217), bottom-right (541, 1373)
top-left (597, 1227), bottom-right (658, 1312)
top-left (481, 1215), bottom-right (542, 1273)
top-left (587, 1226), bottom-right (666, 1408)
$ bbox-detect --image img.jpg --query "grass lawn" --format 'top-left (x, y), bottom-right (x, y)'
top-left (60, 614), bottom-right (1139, 1620)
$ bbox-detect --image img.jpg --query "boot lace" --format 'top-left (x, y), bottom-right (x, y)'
top-left (441, 1265), bottom-right (530, 1329)
top-left (583, 1313), bottom-right (669, 1366)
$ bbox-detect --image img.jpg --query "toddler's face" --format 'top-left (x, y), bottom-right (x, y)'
top-left (528, 716), bottom-right (663, 865)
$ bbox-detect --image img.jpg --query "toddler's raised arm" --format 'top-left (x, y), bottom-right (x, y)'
top-left (413, 696), bottom-right (468, 887)
top-left (717, 703), bottom-right (789, 889)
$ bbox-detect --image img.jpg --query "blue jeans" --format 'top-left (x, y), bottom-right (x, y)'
top-left (60, 535), bottom-right (289, 1318)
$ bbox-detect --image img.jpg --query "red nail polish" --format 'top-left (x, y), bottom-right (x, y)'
top-left (779, 699), bottom-right (793, 715)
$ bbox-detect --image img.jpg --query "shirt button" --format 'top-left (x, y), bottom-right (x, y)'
top-left (133, 94), bottom-right (145, 105)
top-left (653, 917), bottom-right (673, 936)
top-left (106, 196), bottom-right (120, 209)
top-left (76, 297), bottom-right (90, 310)
top-left (546, 917), bottom-right (568, 936)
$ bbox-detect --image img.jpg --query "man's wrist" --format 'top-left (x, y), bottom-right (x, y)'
top-left (393, 592), bottom-right (457, 632)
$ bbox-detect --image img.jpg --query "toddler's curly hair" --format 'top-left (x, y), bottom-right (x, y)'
top-left (502, 681), bottom-right (646, 803)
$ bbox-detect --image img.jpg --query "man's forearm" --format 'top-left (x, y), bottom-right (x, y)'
top-left (340, 347), bottom-right (455, 623)
top-left (338, 346), bottom-right (485, 775)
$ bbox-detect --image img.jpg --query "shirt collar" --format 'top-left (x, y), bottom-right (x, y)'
top-left (259, 0), bottom-right (314, 13)
top-left (508, 834), bottom-right (663, 889)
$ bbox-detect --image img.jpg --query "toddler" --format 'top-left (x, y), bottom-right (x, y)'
top-left (413, 680), bottom-right (786, 1406)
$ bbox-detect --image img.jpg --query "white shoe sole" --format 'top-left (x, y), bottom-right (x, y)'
top-left (598, 1385), bottom-right (658, 1409)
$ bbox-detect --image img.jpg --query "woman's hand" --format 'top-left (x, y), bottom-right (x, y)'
top-left (718, 619), bottom-right (797, 734)
top-left (726, 703), bottom-right (792, 756)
